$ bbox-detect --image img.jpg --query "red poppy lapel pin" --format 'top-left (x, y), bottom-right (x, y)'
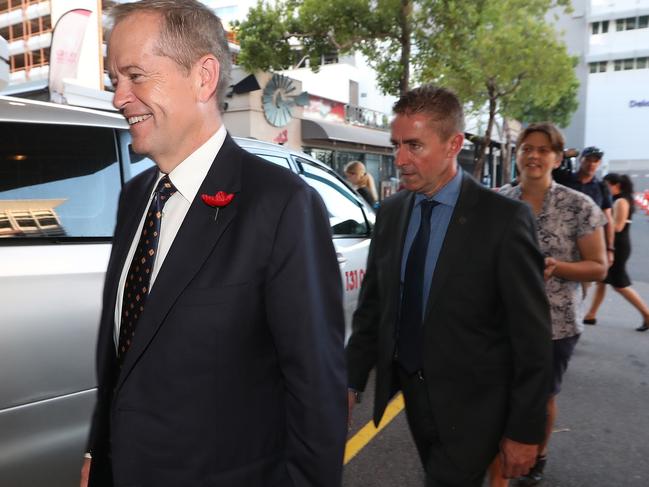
top-left (201, 191), bottom-right (235, 222)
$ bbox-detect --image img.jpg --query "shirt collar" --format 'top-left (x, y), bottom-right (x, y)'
top-left (414, 166), bottom-right (463, 207)
top-left (163, 125), bottom-right (227, 204)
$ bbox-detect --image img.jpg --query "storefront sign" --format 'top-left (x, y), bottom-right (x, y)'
top-left (629, 100), bottom-right (649, 108)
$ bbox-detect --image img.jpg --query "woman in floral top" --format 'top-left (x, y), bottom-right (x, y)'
top-left (490, 123), bottom-right (607, 487)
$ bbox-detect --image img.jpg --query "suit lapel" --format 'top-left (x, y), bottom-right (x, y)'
top-left (102, 168), bottom-right (158, 334)
top-left (115, 134), bottom-right (243, 391)
top-left (387, 192), bottom-right (415, 327)
top-left (423, 173), bottom-right (480, 323)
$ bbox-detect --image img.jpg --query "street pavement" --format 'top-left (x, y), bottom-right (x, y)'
top-left (343, 190), bottom-right (649, 487)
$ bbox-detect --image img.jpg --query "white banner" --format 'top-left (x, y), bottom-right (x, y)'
top-left (48, 9), bottom-right (92, 103)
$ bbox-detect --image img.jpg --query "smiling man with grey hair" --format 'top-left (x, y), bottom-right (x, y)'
top-left (81, 2), bottom-right (347, 486)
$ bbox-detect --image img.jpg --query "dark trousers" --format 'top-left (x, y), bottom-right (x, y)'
top-left (397, 366), bottom-right (486, 487)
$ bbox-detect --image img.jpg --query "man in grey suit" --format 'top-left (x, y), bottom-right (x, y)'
top-left (80, 2), bottom-right (346, 486)
top-left (346, 85), bottom-right (552, 487)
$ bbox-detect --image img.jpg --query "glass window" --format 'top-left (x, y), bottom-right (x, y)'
top-left (592, 22), bottom-right (600, 35)
top-left (118, 130), bottom-right (156, 181)
top-left (300, 160), bottom-right (369, 236)
top-left (639, 16), bottom-right (649, 29)
top-left (0, 122), bottom-right (121, 239)
top-left (624, 58), bottom-right (634, 70)
top-left (589, 62), bottom-right (598, 73)
top-left (614, 59), bottom-right (623, 71)
top-left (626, 17), bottom-right (637, 30)
top-left (616, 18), bottom-right (625, 31)
top-left (602, 20), bottom-right (609, 33)
top-left (637, 57), bottom-right (648, 69)
top-left (599, 61), bottom-right (608, 72)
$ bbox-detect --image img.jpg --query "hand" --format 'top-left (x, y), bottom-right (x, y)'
top-left (607, 249), bottom-right (614, 268)
top-left (499, 438), bottom-right (538, 479)
top-left (347, 390), bottom-right (357, 431)
top-left (80, 457), bottom-right (91, 487)
top-left (543, 257), bottom-right (557, 280)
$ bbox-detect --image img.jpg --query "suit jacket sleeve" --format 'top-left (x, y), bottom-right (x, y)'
top-left (498, 203), bottom-right (552, 444)
top-left (345, 204), bottom-right (384, 391)
top-left (264, 184), bottom-right (347, 487)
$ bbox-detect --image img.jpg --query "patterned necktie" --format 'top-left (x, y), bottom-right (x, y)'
top-left (397, 199), bottom-right (439, 374)
top-left (117, 175), bottom-right (177, 365)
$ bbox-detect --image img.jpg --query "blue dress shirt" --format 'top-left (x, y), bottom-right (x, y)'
top-left (400, 168), bottom-right (463, 318)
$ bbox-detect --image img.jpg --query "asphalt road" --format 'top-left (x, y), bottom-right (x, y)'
top-left (343, 174), bottom-right (649, 487)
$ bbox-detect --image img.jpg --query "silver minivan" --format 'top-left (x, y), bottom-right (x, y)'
top-left (0, 95), bottom-right (373, 486)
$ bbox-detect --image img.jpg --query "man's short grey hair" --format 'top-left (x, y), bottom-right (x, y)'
top-left (108, 0), bottom-right (232, 111)
top-left (393, 85), bottom-right (465, 141)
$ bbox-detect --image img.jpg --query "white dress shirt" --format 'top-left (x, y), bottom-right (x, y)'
top-left (113, 125), bottom-right (227, 349)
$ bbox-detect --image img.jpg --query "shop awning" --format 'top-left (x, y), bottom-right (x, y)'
top-left (301, 119), bottom-right (392, 148)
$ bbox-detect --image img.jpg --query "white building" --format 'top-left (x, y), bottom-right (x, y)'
top-left (586, 0), bottom-right (649, 171)
top-left (555, 0), bottom-right (649, 172)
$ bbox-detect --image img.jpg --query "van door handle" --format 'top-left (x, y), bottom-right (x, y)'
top-left (336, 252), bottom-right (347, 265)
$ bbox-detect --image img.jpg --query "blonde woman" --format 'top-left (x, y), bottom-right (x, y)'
top-left (344, 160), bottom-right (378, 206)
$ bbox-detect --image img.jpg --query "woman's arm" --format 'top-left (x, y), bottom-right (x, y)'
top-left (612, 198), bottom-right (630, 233)
top-left (550, 226), bottom-right (607, 282)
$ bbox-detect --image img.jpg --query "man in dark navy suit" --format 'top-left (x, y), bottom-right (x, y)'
top-left (346, 85), bottom-right (552, 486)
top-left (80, 2), bottom-right (346, 486)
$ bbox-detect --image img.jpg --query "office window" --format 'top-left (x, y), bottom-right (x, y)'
top-left (592, 22), bottom-right (600, 35)
top-left (616, 18), bottom-right (625, 31)
top-left (614, 59), bottom-right (622, 71)
top-left (626, 17), bottom-right (637, 30)
top-left (602, 20), bottom-right (609, 33)
top-left (639, 16), bottom-right (649, 29)
top-left (624, 58), bottom-right (634, 70)
top-left (637, 57), bottom-right (648, 69)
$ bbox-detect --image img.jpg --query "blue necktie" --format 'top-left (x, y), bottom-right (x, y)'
top-left (118, 175), bottom-right (177, 365)
top-left (397, 199), bottom-right (438, 374)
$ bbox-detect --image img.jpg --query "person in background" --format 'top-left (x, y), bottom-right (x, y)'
top-left (583, 173), bottom-right (649, 331)
top-left (554, 146), bottom-right (615, 273)
top-left (81, 2), bottom-right (347, 486)
top-left (497, 122), bottom-right (607, 487)
top-left (346, 85), bottom-right (552, 487)
top-left (344, 160), bottom-right (378, 207)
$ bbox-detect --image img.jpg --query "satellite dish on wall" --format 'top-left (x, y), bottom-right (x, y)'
top-left (262, 74), bottom-right (308, 127)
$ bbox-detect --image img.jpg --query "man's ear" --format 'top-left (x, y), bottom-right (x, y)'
top-left (449, 132), bottom-right (465, 156)
top-left (196, 55), bottom-right (220, 103)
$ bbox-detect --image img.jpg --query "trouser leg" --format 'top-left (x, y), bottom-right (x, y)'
top-left (397, 367), bottom-right (486, 487)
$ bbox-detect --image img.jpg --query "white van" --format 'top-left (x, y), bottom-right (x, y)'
top-left (0, 95), bottom-right (373, 486)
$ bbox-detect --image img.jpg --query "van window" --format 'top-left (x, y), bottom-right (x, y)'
top-left (299, 160), bottom-right (369, 236)
top-left (119, 131), bottom-right (156, 180)
top-left (255, 154), bottom-right (291, 170)
top-left (0, 122), bottom-right (121, 239)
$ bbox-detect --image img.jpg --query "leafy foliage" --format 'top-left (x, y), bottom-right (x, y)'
top-left (235, 0), bottom-right (579, 181)
top-left (417, 0), bottom-right (578, 179)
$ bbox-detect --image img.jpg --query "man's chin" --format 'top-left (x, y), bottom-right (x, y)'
top-left (129, 139), bottom-right (151, 158)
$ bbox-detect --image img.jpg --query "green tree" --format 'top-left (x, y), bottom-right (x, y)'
top-left (417, 0), bottom-right (577, 182)
top-left (235, 0), bottom-right (421, 96)
top-left (235, 1), bottom-right (578, 183)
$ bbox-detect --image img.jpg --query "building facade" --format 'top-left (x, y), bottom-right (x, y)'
top-left (555, 0), bottom-right (649, 171)
top-left (0, 0), bottom-right (103, 90)
top-left (586, 0), bottom-right (649, 171)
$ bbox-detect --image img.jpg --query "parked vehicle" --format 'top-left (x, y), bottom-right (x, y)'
top-left (0, 95), bottom-right (373, 486)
